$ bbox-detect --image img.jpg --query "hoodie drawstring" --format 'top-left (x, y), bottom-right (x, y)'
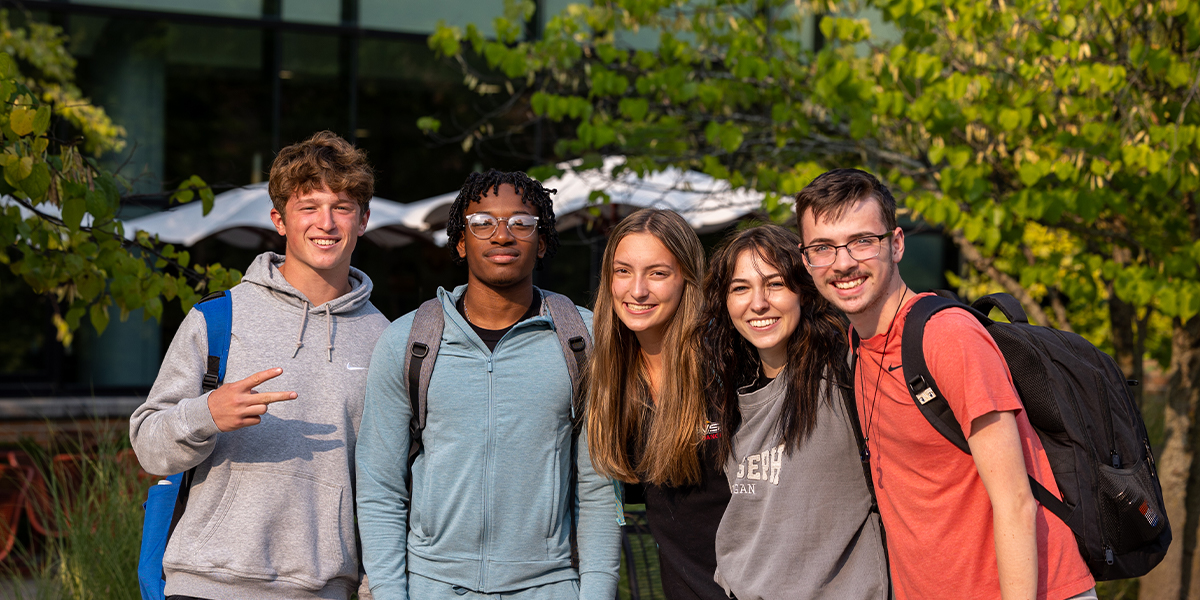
top-left (292, 301), bottom-right (309, 358)
top-left (325, 304), bottom-right (333, 362)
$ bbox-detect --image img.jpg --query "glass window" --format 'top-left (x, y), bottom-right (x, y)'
top-left (69, 0), bottom-right (263, 19)
top-left (359, 0), bottom-right (505, 36)
top-left (283, 0), bottom-right (340, 25)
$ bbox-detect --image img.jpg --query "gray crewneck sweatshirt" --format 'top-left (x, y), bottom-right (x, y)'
top-left (714, 375), bottom-right (888, 600)
top-left (130, 252), bottom-right (390, 600)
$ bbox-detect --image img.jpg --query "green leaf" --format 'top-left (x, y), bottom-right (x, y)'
top-left (1019, 163), bottom-right (1044, 187)
top-left (417, 116), bottom-right (442, 133)
top-left (61, 193), bottom-right (85, 232)
top-left (90, 302), bottom-right (109, 336)
top-left (20, 163), bottom-right (50, 200)
top-left (77, 271), bottom-right (104, 301)
top-left (998, 109), bottom-right (1020, 131)
top-left (9, 107), bottom-right (34, 136)
top-left (85, 188), bottom-right (110, 219)
top-left (0, 53), bottom-right (15, 78)
top-left (32, 106), bottom-right (51, 136)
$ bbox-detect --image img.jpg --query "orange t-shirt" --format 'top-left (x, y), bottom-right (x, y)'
top-left (854, 293), bottom-right (1094, 599)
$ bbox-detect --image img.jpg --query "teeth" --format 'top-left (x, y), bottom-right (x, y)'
top-left (749, 318), bottom-right (779, 328)
top-left (313, 239), bottom-right (337, 246)
top-left (627, 304), bottom-right (655, 311)
top-left (834, 278), bottom-right (865, 289)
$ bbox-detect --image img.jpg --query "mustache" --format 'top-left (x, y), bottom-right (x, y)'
top-left (826, 268), bottom-right (867, 283)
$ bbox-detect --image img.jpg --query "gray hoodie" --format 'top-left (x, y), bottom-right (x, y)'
top-left (130, 252), bottom-right (390, 600)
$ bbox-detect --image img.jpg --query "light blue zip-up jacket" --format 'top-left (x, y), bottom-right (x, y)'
top-left (356, 285), bottom-right (621, 600)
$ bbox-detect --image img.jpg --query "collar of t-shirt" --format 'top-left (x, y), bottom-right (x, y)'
top-left (455, 293), bottom-right (540, 352)
top-left (741, 368), bottom-right (776, 394)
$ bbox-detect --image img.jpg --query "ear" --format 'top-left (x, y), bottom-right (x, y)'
top-left (357, 207), bottom-right (370, 236)
top-left (890, 226), bottom-right (905, 264)
top-left (270, 207), bottom-right (287, 236)
top-left (457, 234), bottom-right (467, 260)
top-left (537, 233), bottom-right (546, 258)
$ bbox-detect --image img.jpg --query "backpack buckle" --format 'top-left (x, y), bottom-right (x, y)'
top-left (411, 342), bottom-right (428, 358)
top-left (202, 373), bottom-right (220, 391)
top-left (568, 336), bottom-right (586, 353)
top-left (908, 375), bottom-right (938, 405)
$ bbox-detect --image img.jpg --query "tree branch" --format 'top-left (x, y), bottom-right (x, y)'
top-left (949, 229), bottom-right (1053, 327)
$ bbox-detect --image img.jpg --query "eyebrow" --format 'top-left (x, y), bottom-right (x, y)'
top-left (614, 260), bottom-right (674, 270)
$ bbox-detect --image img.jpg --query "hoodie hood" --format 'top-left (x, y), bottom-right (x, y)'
top-left (239, 252), bottom-right (378, 360)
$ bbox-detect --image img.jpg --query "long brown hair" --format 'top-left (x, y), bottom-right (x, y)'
top-left (586, 209), bottom-right (708, 486)
top-left (698, 224), bottom-right (850, 460)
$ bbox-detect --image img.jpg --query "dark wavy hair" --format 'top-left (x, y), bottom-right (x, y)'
top-left (793, 168), bottom-right (897, 242)
top-left (697, 224), bottom-right (851, 460)
top-left (446, 170), bottom-right (560, 270)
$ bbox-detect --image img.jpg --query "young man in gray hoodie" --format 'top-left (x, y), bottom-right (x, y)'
top-left (130, 131), bottom-right (390, 600)
top-left (356, 170), bottom-right (622, 600)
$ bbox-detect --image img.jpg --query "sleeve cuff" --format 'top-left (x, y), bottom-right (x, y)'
top-left (578, 570), bottom-right (619, 600)
top-left (182, 391), bottom-right (221, 442)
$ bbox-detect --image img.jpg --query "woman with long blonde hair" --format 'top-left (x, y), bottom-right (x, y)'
top-left (586, 208), bottom-right (730, 600)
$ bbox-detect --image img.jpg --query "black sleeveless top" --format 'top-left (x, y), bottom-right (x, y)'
top-left (632, 415), bottom-right (732, 600)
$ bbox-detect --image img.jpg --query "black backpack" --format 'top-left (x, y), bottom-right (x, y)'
top-left (899, 291), bottom-right (1170, 580)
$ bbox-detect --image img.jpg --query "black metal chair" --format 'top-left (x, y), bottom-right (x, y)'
top-left (620, 509), bottom-right (664, 600)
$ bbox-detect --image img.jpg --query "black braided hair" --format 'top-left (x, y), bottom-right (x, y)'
top-left (446, 170), bottom-right (560, 270)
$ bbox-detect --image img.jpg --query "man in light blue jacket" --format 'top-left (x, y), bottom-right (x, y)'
top-left (357, 170), bottom-right (621, 600)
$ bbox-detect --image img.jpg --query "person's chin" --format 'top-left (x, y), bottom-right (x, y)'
top-left (474, 268), bottom-right (532, 289)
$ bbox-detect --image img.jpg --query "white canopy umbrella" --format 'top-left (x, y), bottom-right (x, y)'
top-left (415, 156), bottom-right (769, 246)
top-left (544, 156), bottom-right (767, 233)
top-left (122, 183), bottom-right (431, 249)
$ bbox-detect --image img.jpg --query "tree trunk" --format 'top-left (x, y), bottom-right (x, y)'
top-left (1140, 315), bottom-right (1200, 600)
top-left (1109, 285), bottom-right (1144, 407)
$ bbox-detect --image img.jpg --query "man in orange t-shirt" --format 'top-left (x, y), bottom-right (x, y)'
top-left (794, 168), bottom-right (1096, 600)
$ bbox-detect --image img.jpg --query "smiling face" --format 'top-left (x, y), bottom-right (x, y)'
top-left (799, 197), bottom-right (904, 334)
top-left (726, 249), bottom-right (801, 375)
top-left (610, 232), bottom-right (685, 349)
top-left (456, 183), bottom-right (545, 291)
top-left (270, 184), bottom-right (368, 280)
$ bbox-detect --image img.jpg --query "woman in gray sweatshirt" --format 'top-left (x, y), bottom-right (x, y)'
top-left (698, 225), bottom-right (888, 600)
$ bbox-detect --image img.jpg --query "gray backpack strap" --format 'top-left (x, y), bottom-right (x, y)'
top-left (403, 299), bottom-right (445, 469)
top-left (541, 291), bottom-right (591, 419)
top-left (540, 290), bottom-right (593, 570)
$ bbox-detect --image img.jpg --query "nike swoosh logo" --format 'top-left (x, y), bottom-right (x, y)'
top-left (887, 364), bottom-right (902, 372)
top-left (346, 363), bottom-right (367, 371)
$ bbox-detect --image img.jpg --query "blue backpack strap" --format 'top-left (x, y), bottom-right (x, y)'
top-left (138, 291), bottom-right (231, 600)
top-left (195, 291), bottom-right (233, 391)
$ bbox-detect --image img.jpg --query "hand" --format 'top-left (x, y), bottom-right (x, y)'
top-left (207, 367), bottom-right (297, 432)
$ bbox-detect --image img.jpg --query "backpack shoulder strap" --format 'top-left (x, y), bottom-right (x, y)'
top-left (194, 290), bottom-right (232, 392)
top-left (540, 290), bottom-right (594, 569)
top-left (899, 294), bottom-right (976, 454)
top-left (900, 294), bottom-right (1068, 519)
top-left (541, 291), bottom-right (591, 420)
top-left (404, 299), bottom-right (445, 467)
top-left (163, 289), bottom-right (231, 569)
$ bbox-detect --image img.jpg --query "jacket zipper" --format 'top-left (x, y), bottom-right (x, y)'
top-left (479, 355), bottom-right (494, 589)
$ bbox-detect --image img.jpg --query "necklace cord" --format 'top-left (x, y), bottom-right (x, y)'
top-left (859, 287), bottom-right (909, 457)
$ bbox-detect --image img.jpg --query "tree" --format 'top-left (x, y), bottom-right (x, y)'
top-left (425, 0), bottom-right (1200, 596)
top-left (0, 11), bottom-right (238, 347)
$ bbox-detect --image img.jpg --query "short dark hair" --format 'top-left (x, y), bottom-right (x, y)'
top-left (446, 170), bottom-right (560, 270)
top-left (268, 131), bottom-right (374, 215)
top-left (793, 168), bottom-right (897, 240)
